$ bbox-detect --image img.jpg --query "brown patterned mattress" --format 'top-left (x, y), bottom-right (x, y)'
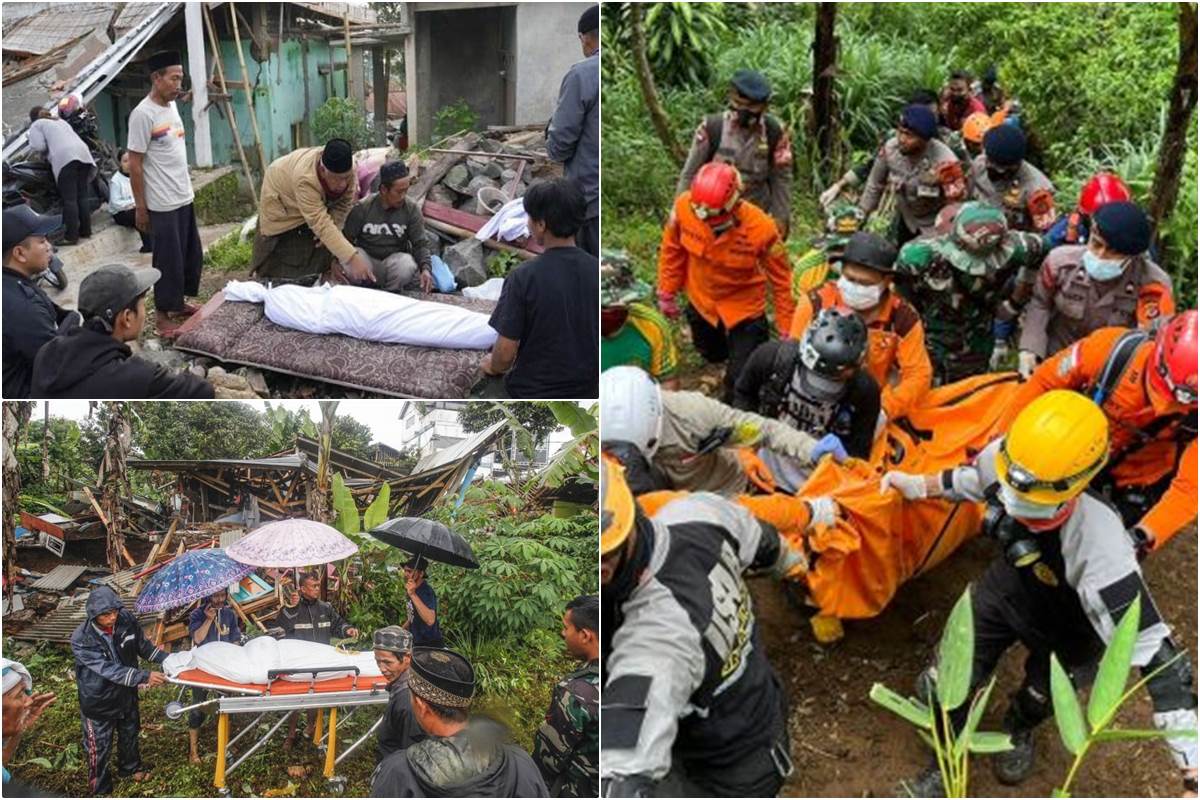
top-left (174, 291), bottom-right (496, 398)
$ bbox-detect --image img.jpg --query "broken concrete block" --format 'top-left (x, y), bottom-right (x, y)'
top-left (444, 164), bottom-right (471, 195)
top-left (467, 157), bottom-right (503, 180)
top-left (136, 347), bottom-right (187, 371)
top-left (237, 367), bottom-right (269, 396)
top-left (425, 229), bottom-right (443, 258)
top-left (207, 367), bottom-right (258, 399)
top-left (428, 184), bottom-right (458, 206)
top-left (443, 238), bottom-right (487, 288)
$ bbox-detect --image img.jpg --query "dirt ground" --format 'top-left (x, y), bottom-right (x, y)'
top-left (751, 531), bottom-right (1198, 798)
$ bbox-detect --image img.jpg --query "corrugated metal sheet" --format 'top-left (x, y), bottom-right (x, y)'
top-left (29, 564), bottom-right (88, 592)
top-left (9, 593), bottom-right (155, 643)
top-left (1, 3), bottom-right (116, 56)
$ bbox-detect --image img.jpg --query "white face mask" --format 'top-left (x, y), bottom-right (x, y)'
top-left (837, 276), bottom-right (885, 310)
top-left (1082, 250), bottom-right (1127, 282)
top-left (998, 483), bottom-right (1063, 520)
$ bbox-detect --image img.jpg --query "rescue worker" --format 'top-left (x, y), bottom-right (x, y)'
top-left (894, 202), bottom-right (1043, 383)
top-left (1018, 200), bottom-right (1174, 377)
top-left (70, 586), bottom-right (168, 795)
top-left (675, 69), bottom-right (794, 237)
top-left (186, 588), bottom-right (242, 764)
top-left (658, 162), bottom-right (795, 402)
top-left (600, 457), bottom-right (803, 797)
top-left (1043, 171), bottom-right (1133, 251)
top-left (789, 203), bottom-right (865, 296)
top-left (858, 104), bottom-right (966, 245)
top-left (788, 231), bottom-right (933, 424)
top-left (938, 70), bottom-right (988, 132)
top-left (881, 392), bottom-right (1197, 794)
top-left (371, 648), bottom-right (548, 797)
top-left (960, 111), bottom-right (993, 160)
top-left (533, 595), bottom-right (599, 797)
top-left (735, 308), bottom-right (880, 481)
top-left (372, 625), bottom-right (425, 763)
top-left (601, 250), bottom-right (679, 387)
top-left (967, 125), bottom-right (1057, 233)
top-left (998, 312), bottom-right (1197, 556)
top-left (600, 365), bottom-right (846, 496)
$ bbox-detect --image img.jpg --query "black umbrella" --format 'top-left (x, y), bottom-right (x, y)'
top-left (368, 517), bottom-right (479, 569)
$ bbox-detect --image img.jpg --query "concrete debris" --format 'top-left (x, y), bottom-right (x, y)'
top-left (443, 237), bottom-right (488, 287)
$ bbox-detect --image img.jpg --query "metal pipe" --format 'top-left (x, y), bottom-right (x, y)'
top-left (225, 710), bottom-right (295, 778)
top-left (334, 714), bottom-right (384, 766)
top-left (223, 711), bottom-right (269, 755)
top-left (166, 697), bottom-right (221, 720)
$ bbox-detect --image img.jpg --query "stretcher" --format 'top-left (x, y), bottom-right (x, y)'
top-left (166, 665), bottom-right (390, 793)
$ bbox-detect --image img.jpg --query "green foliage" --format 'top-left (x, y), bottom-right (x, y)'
top-left (1049, 596), bottom-right (1198, 796)
top-left (331, 473), bottom-right (360, 535)
top-left (362, 483), bottom-right (391, 531)
top-left (871, 587), bottom-right (1010, 797)
top-left (606, 3), bottom-right (730, 87)
top-left (15, 416), bottom-right (93, 508)
top-left (311, 96), bottom-right (374, 152)
top-left (433, 99), bottom-right (479, 139)
top-left (488, 250), bottom-right (521, 278)
top-left (459, 402), bottom-right (561, 448)
top-left (202, 230), bottom-right (253, 272)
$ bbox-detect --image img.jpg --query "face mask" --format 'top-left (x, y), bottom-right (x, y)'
top-left (998, 483), bottom-right (1063, 520)
top-left (733, 108), bottom-right (761, 128)
top-left (837, 276), bottom-right (884, 310)
top-left (1082, 250), bottom-right (1127, 282)
top-left (987, 166), bottom-right (1018, 182)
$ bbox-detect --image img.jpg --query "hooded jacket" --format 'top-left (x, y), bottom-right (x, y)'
top-left (371, 718), bottom-right (548, 798)
top-left (69, 586), bottom-right (166, 720)
top-left (31, 321), bottom-right (214, 399)
top-left (376, 671), bottom-right (425, 763)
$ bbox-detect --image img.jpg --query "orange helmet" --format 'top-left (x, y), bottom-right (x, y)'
top-left (690, 162), bottom-right (742, 221)
top-left (962, 112), bottom-right (993, 145)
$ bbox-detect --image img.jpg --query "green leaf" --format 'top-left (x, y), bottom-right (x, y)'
top-left (362, 483), bottom-right (391, 532)
top-left (546, 402), bottom-right (596, 436)
top-left (1093, 727), bottom-right (1199, 742)
top-left (1088, 595), bottom-right (1140, 730)
top-left (331, 473), bottom-right (361, 535)
top-left (869, 683), bottom-right (933, 730)
top-left (1051, 789), bottom-right (1072, 797)
top-left (22, 757), bottom-right (52, 769)
top-left (966, 731), bottom-right (1013, 754)
top-left (1050, 652), bottom-right (1088, 755)
top-left (955, 676), bottom-right (998, 757)
top-left (936, 587), bottom-right (974, 711)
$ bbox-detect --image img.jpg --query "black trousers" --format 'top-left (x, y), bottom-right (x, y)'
top-left (112, 209), bottom-right (153, 251)
top-left (576, 215), bottom-right (599, 257)
top-left (57, 160), bottom-right (92, 241)
top-left (82, 708), bottom-right (143, 795)
top-left (188, 687), bottom-right (209, 729)
top-left (686, 307), bottom-right (769, 403)
top-left (250, 224), bottom-right (330, 287)
top-left (149, 203), bottom-right (203, 313)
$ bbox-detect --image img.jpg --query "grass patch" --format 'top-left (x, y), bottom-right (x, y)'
top-left (203, 231), bottom-right (254, 272)
top-left (193, 171), bottom-right (254, 227)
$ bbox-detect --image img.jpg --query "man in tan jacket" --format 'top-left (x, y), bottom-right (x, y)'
top-left (251, 138), bottom-right (375, 285)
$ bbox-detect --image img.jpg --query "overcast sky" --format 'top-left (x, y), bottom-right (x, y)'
top-left (37, 401), bottom-right (585, 451)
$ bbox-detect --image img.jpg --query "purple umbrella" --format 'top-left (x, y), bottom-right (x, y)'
top-left (135, 548), bottom-right (255, 613)
top-left (225, 518), bottom-right (358, 568)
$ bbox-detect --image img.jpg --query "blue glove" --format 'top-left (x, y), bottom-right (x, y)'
top-left (811, 433), bottom-right (848, 463)
top-left (992, 318), bottom-right (1016, 340)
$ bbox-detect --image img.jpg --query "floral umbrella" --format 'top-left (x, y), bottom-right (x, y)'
top-left (134, 549), bottom-right (255, 613)
top-left (225, 518), bottom-right (359, 568)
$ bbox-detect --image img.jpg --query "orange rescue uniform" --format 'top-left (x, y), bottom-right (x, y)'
top-left (659, 193), bottom-right (795, 337)
top-left (997, 326), bottom-right (1197, 549)
top-left (788, 282), bottom-right (933, 420)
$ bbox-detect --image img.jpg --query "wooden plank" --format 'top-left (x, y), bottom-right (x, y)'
top-left (427, 148), bottom-right (540, 162)
top-left (410, 132), bottom-right (482, 203)
top-left (421, 200), bottom-right (544, 254)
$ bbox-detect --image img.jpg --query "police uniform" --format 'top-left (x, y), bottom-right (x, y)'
top-left (602, 494), bottom-right (792, 797)
top-left (966, 155), bottom-right (1057, 232)
top-left (859, 137), bottom-right (965, 240)
top-left (532, 660), bottom-right (598, 797)
top-left (1019, 245), bottom-right (1175, 359)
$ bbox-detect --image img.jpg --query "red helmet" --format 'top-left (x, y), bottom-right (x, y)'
top-left (1148, 310), bottom-right (1198, 406)
top-left (690, 162), bottom-right (742, 220)
top-left (1078, 172), bottom-right (1132, 216)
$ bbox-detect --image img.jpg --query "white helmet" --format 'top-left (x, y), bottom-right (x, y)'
top-left (600, 366), bottom-right (664, 458)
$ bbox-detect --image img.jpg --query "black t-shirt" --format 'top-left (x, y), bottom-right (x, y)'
top-left (488, 245), bottom-right (598, 398)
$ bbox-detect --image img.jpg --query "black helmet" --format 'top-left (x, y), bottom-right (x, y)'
top-left (798, 308), bottom-right (867, 400)
top-left (841, 231), bottom-right (898, 274)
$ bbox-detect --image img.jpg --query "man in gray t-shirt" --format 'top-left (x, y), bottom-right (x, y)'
top-left (126, 50), bottom-right (202, 332)
top-left (342, 161), bottom-right (433, 293)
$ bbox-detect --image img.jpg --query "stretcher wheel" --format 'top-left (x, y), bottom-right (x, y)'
top-left (165, 701), bottom-right (185, 720)
top-left (327, 776), bottom-right (346, 793)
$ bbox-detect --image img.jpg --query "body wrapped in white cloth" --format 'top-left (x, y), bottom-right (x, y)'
top-left (163, 637), bottom-right (382, 684)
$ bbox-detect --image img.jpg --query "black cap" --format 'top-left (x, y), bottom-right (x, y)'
top-left (3, 204), bottom-right (62, 252)
top-left (842, 231), bottom-right (898, 274)
top-left (577, 5), bottom-right (599, 34)
top-left (1092, 201), bottom-right (1152, 256)
top-left (321, 138), bottom-right (354, 174)
top-left (78, 264), bottom-right (161, 325)
top-left (731, 69), bottom-right (771, 103)
top-left (983, 125), bottom-right (1026, 166)
top-left (147, 50), bottom-right (182, 72)
top-left (409, 647), bottom-right (475, 708)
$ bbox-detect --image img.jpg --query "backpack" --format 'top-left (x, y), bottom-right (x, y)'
top-left (759, 340), bottom-right (801, 419)
top-left (704, 113), bottom-right (787, 170)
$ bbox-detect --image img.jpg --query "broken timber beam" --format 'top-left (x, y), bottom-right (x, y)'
top-left (410, 133), bottom-right (482, 204)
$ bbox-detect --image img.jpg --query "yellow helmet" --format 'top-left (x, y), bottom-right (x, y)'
top-left (995, 390), bottom-right (1110, 505)
top-left (601, 455), bottom-right (636, 555)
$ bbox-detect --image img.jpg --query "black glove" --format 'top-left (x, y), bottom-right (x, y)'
top-left (1128, 526), bottom-right (1154, 561)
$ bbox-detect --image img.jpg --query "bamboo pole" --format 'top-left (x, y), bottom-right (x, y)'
top-left (424, 218), bottom-right (535, 261)
top-left (229, 5), bottom-right (269, 173)
top-left (203, 4), bottom-right (258, 207)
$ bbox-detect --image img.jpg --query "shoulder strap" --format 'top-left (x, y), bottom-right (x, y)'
top-left (1089, 329), bottom-right (1151, 409)
top-left (704, 114), bottom-right (723, 160)
top-left (762, 340), bottom-right (800, 417)
top-left (765, 114), bottom-right (782, 156)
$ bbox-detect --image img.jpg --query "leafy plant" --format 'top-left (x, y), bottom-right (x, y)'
top-left (202, 230), bottom-right (254, 272)
top-left (487, 250), bottom-right (521, 278)
top-left (311, 96), bottom-right (374, 152)
top-left (606, 3), bottom-right (730, 88)
top-left (870, 588), bottom-right (1011, 797)
top-left (432, 99), bottom-right (479, 139)
top-left (1048, 595), bottom-right (1198, 797)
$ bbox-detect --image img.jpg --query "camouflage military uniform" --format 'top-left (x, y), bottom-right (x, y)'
top-left (859, 137), bottom-right (966, 240)
top-left (532, 659), bottom-right (598, 797)
top-left (676, 111), bottom-right (794, 235)
top-left (895, 203), bottom-right (1042, 383)
top-left (966, 155), bottom-right (1057, 232)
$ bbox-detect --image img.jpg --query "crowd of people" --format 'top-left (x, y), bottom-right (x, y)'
top-left (600, 66), bottom-right (1196, 797)
top-left (1, 557), bottom-right (598, 799)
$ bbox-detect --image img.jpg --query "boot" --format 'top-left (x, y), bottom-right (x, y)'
top-left (992, 705), bottom-right (1038, 785)
top-left (901, 763), bottom-right (946, 798)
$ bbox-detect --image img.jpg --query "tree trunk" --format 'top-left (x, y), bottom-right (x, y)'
top-left (809, 3), bottom-right (840, 183)
top-left (98, 403), bottom-right (132, 574)
top-left (41, 402), bottom-right (50, 484)
top-left (307, 401), bottom-right (339, 524)
top-left (630, 3), bottom-right (686, 167)
top-left (3, 403), bottom-right (34, 601)
top-left (1148, 1), bottom-right (1198, 252)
